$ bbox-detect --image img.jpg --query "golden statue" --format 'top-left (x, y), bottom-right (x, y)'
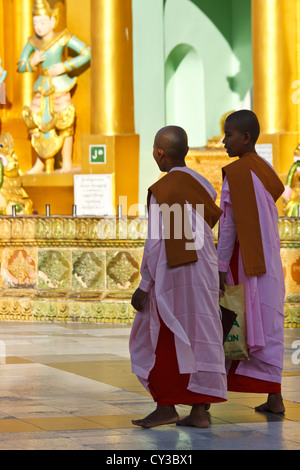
top-left (17, 0), bottom-right (91, 174)
top-left (0, 133), bottom-right (33, 215)
top-left (206, 110), bottom-right (235, 148)
top-left (282, 144), bottom-right (300, 217)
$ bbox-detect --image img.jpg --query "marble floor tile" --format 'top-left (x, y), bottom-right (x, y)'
top-left (0, 322), bottom-right (298, 450)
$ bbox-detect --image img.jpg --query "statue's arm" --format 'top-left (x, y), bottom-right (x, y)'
top-left (17, 42), bottom-right (36, 73)
top-left (63, 36), bottom-right (91, 73)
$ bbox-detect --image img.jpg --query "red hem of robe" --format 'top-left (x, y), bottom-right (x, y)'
top-left (148, 316), bottom-right (226, 406)
top-left (227, 361), bottom-right (281, 394)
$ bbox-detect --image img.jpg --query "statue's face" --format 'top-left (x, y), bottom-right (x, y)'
top-left (33, 15), bottom-right (55, 38)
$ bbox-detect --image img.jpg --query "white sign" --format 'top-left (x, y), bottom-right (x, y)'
top-left (256, 143), bottom-right (273, 166)
top-left (74, 174), bottom-right (113, 216)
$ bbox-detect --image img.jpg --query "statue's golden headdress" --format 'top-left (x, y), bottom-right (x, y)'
top-left (294, 144), bottom-right (300, 156)
top-left (32, 0), bottom-right (59, 26)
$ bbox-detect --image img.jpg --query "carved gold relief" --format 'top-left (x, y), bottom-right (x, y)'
top-left (72, 251), bottom-right (105, 290)
top-left (0, 217), bottom-right (147, 248)
top-left (0, 215), bottom-right (297, 326)
top-left (36, 219), bottom-right (52, 239)
top-left (56, 301), bottom-right (69, 321)
top-left (11, 220), bottom-right (24, 239)
top-left (76, 219), bottom-right (90, 239)
top-left (0, 220), bottom-right (11, 240)
top-left (2, 248), bottom-right (37, 287)
top-left (107, 251), bottom-right (140, 290)
top-left (52, 219), bottom-right (64, 239)
top-left (281, 247), bottom-right (300, 294)
top-left (281, 244), bottom-right (300, 327)
top-left (64, 219), bottom-right (76, 239)
top-left (23, 219), bottom-right (35, 239)
top-left (0, 298), bottom-right (33, 321)
top-left (31, 299), bottom-right (135, 324)
top-left (0, 133), bottom-right (33, 216)
top-left (186, 148), bottom-right (234, 205)
top-left (38, 250), bottom-right (71, 289)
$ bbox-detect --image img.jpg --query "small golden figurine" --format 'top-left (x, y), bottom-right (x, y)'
top-left (282, 145), bottom-right (300, 217)
top-left (17, 0), bottom-right (91, 174)
top-left (0, 133), bottom-right (33, 215)
top-left (206, 111), bottom-right (235, 149)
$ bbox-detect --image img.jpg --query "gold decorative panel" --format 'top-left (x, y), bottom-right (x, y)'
top-left (2, 247), bottom-right (37, 288)
top-left (72, 250), bottom-right (105, 291)
top-left (38, 250), bottom-right (72, 290)
top-left (106, 251), bottom-right (141, 291)
top-left (279, 218), bottom-right (300, 328)
top-left (0, 216), bottom-right (145, 324)
top-left (0, 216), bottom-right (297, 327)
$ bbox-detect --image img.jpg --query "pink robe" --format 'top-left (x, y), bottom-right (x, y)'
top-left (129, 167), bottom-right (227, 400)
top-left (217, 171), bottom-right (285, 384)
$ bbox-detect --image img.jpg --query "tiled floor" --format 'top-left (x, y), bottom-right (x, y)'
top-left (0, 322), bottom-right (298, 450)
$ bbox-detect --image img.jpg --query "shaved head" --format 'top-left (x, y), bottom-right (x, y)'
top-left (225, 110), bottom-right (260, 144)
top-left (155, 126), bottom-right (189, 161)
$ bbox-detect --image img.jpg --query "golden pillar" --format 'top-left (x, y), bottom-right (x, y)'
top-left (0, 0), bottom-right (34, 171)
top-left (252, 0), bottom-right (300, 179)
top-left (252, 1), bottom-right (300, 320)
top-left (0, 0), bottom-right (34, 114)
top-left (90, 0), bottom-right (135, 136)
top-left (81, 0), bottom-right (139, 214)
top-left (12, 0), bottom-right (35, 113)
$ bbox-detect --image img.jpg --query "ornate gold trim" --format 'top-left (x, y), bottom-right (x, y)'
top-left (28, 29), bottom-right (71, 53)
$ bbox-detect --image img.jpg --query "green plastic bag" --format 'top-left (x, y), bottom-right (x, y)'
top-left (220, 284), bottom-right (248, 360)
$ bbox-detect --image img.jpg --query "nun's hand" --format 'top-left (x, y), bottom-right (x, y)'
top-left (131, 288), bottom-right (148, 312)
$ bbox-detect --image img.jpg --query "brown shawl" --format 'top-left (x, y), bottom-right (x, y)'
top-left (222, 153), bottom-right (284, 276)
top-left (148, 170), bottom-right (223, 268)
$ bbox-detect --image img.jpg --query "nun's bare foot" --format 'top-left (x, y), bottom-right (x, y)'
top-left (132, 405), bottom-right (179, 428)
top-left (255, 393), bottom-right (285, 414)
top-left (176, 404), bottom-right (210, 428)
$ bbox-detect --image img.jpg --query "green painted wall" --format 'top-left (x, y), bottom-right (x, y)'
top-left (190, 0), bottom-right (252, 99)
top-left (132, 0), bottom-right (165, 205)
top-left (132, 0), bottom-right (252, 204)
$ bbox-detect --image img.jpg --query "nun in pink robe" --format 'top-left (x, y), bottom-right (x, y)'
top-left (217, 171), bottom-right (285, 390)
top-left (129, 167), bottom-right (227, 406)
